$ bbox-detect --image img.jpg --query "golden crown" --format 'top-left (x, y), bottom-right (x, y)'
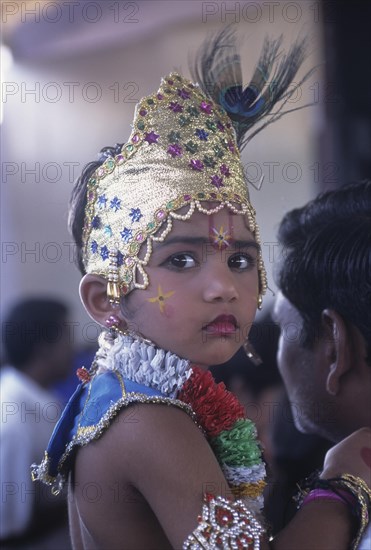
top-left (82, 72), bottom-right (267, 303)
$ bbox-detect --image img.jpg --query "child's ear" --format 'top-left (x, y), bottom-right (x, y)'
top-left (321, 309), bottom-right (351, 396)
top-left (79, 274), bottom-right (126, 329)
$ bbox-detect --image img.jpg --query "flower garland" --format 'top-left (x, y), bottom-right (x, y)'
top-left (95, 333), bottom-right (266, 511)
top-left (178, 367), bottom-right (266, 511)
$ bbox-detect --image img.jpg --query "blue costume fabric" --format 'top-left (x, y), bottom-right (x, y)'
top-left (33, 369), bottom-right (193, 489)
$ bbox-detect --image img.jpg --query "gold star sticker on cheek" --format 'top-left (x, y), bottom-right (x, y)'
top-left (147, 285), bottom-right (175, 314)
top-left (211, 225), bottom-right (231, 250)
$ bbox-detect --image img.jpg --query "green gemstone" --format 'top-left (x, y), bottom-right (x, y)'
top-left (166, 201), bottom-right (175, 209)
top-left (185, 141), bottom-right (198, 153)
top-left (203, 155), bottom-right (216, 168)
top-left (137, 120), bottom-right (145, 130)
top-left (197, 192), bottom-right (205, 198)
top-left (126, 144), bottom-right (134, 152)
top-left (213, 146), bottom-right (224, 158)
top-left (179, 116), bottom-right (191, 127)
top-left (129, 242), bottom-right (139, 254)
top-left (147, 222), bottom-right (156, 230)
top-left (168, 131), bottom-right (181, 142)
top-left (206, 120), bottom-right (217, 131)
top-left (89, 177), bottom-right (97, 186)
top-left (187, 106), bottom-right (199, 117)
top-left (164, 88), bottom-right (171, 94)
top-left (106, 159), bottom-right (115, 171)
top-left (147, 98), bottom-right (154, 105)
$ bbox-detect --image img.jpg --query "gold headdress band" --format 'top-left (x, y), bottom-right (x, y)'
top-left (82, 71), bottom-right (267, 303)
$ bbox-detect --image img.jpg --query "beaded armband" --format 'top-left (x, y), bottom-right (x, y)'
top-left (183, 493), bottom-right (264, 549)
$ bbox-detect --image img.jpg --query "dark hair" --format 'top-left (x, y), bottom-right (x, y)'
top-left (275, 180), bottom-right (371, 361)
top-left (68, 143), bottom-right (124, 274)
top-left (2, 298), bottom-right (68, 368)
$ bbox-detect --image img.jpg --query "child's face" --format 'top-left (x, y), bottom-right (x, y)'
top-left (122, 207), bottom-right (260, 367)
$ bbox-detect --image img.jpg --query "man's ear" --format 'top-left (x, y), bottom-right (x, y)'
top-left (79, 274), bottom-right (126, 329)
top-left (321, 309), bottom-right (351, 396)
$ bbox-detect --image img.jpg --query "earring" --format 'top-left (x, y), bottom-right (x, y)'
top-left (105, 314), bottom-right (120, 329)
top-left (257, 294), bottom-right (263, 310)
top-left (107, 248), bottom-right (121, 306)
top-left (105, 314), bottom-right (121, 341)
top-left (243, 340), bottom-right (263, 366)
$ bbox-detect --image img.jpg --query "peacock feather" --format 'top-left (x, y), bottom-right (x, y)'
top-left (190, 26), bottom-right (316, 150)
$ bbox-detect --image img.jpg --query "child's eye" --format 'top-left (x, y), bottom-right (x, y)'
top-left (166, 253), bottom-right (197, 269)
top-left (228, 253), bottom-right (256, 270)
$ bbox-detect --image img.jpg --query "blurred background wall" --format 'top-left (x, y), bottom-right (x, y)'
top-left (1, 0), bottom-right (370, 344)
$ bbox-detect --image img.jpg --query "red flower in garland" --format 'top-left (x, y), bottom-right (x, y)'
top-left (178, 366), bottom-right (245, 438)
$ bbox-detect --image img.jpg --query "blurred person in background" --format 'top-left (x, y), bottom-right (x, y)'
top-left (274, 180), bottom-right (371, 548)
top-left (0, 298), bottom-right (73, 544)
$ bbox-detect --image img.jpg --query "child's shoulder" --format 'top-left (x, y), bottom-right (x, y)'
top-left (33, 369), bottom-right (198, 489)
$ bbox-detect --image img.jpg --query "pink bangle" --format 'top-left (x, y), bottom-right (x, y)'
top-left (302, 489), bottom-right (356, 507)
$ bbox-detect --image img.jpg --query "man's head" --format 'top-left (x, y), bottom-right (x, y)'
top-left (274, 180), bottom-right (371, 441)
top-left (2, 298), bottom-right (72, 386)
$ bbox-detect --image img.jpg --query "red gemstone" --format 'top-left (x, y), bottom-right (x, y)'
top-left (76, 367), bottom-right (91, 383)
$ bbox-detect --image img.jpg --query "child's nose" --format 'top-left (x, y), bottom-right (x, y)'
top-left (202, 264), bottom-right (239, 303)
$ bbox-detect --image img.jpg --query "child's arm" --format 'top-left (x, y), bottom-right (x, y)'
top-left (72, 403), bottom-right (369, 549)
top-left (74, 401), bottom-right (262, 548)
top-left (115, 403), bottom-right (236, 546)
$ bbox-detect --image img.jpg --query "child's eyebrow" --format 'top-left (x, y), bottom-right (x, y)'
top-left (156, 236), bottom-right (260, 251)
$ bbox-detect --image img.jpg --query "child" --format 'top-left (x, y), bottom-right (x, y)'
top-left (32, 29), bottom-right (371, 549)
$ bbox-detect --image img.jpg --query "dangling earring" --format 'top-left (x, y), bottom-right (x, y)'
top-left (105, 314), bottom-right (121, 340)
top-left (105, 314), bottom-right (156, 347)
top-left (257, 294), bottom-right (263, 310)
top-left (107, 248), bottom-right (121, 306)
top-left (243, 340), bottom-right (263, 366)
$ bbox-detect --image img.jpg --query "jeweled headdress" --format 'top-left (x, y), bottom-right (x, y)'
top-left (82, 28), bottom-right (312, 304)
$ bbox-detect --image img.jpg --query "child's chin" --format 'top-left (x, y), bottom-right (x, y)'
top-left (195, 345), bottom-right (239, 367)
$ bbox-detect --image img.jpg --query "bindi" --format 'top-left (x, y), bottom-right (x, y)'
top-left (209, 213), bottom-right (234, 250)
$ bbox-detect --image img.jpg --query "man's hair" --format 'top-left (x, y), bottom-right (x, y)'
top-left (2, 298), bottom-right (69, 368)
top-left (69, 143), bottom-right (124, 275)
top-left (275, 180), bottom-right (371, 362)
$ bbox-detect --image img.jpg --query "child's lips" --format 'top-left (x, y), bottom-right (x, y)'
top-left (203, 315), bottom-right (238, 335)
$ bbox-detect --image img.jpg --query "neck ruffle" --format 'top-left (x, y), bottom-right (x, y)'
top-left (94, 333), bottom-right (192, 398)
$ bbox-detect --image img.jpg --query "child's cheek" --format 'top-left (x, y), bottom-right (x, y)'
top-left (145, 284), bottom-right (176, 318)
top-left (162, 303), bottom-right (175, 318)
